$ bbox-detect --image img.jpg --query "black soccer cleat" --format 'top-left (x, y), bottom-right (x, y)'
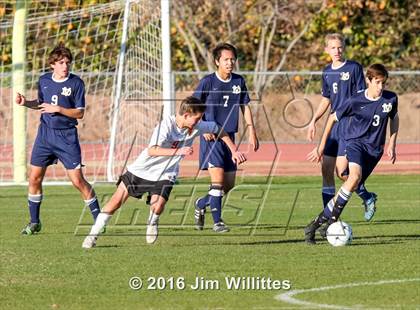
top-left (194, 198), bottom-right (206, 230)
top-left (21, 222), bottom-right (42, 235)
top-left (304, 222), bottom-right (318, 244)
top-left (318, 223), bottom-right (330, 239)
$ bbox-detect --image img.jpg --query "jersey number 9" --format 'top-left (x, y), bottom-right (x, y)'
top-left (51, 95), bottom-right (59, 105)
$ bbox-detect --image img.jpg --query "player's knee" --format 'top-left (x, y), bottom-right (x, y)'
top-left (28, 173), bottom-right (43, 187)
top-left (71, 177), bottom-right (87, 191)
top-left (347, 173), bottom-right (362, 191)
top-left (153, 201), bottom-right (165, 215)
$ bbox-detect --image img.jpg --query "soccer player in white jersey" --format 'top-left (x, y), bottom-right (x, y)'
top-left (305, 64), bottom-right (399, 244)
top-left (15, 44), bottom-right (101, 235)
top-left (307, 34), bottom-right (377, 237)
top-left (82, 96), bottom-right (246, 248)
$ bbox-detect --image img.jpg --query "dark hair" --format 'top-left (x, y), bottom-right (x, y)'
top-left (366, 63), bottom-right (388, 81)
top-left (178, 96), bottom-right (206, 115)
top-left (212, 43), bottom-right (237, 65)
top-left (48, 43), bottom-right (73, 65)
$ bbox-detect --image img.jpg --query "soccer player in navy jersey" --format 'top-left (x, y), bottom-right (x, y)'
top-left (307, 33), bottom-right (377, 234)
top-left (304, 63), bottom-right (399, 244)
top-left (193, 43), bottom-right (259, 233)
top-left (15, 44), bottom-right (101, 235)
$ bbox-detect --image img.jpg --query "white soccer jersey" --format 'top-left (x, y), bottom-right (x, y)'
top-left (127, 115), bottom-right (219, 182)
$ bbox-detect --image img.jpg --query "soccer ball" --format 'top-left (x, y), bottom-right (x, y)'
top-left (326, 221), bottom-right (353, 246)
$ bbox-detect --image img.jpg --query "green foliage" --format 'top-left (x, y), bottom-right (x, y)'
top-left (0, 0), bottom-right (121, 73)
top-left (172, 0), bottom-right (419, 71)
top-left (303, 0), bottom-right (419, 69)
top-left (1, 1), bottom-right (418, 73)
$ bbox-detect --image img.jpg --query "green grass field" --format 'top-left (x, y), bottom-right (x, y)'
top-left (1, 175), bottom-right (419, 309)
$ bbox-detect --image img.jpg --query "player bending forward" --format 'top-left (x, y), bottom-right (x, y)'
top-left (304, 64), bottom-right (399, 244)
top-left (82, 96), bottom-right (246, 248)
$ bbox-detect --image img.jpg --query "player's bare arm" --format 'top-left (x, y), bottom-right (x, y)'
top-left (387, 113), bottom-right (399, 164)
top-left (241, 104), bottom-right (259, 151)
top-left (307, 97), bottom-right (331, 141)
top-left (38, 103), bottom-right (85, 119)
top-left (202, 133), bottom-right (216, 141)
top-left (15, 92), bottom-right (41, 110)
top-left (307, 112), bottom-right (337, 162)
top-left (216, 129), bottom-right (247, 165)
top-left (148, 145), bottom-right (194, 157)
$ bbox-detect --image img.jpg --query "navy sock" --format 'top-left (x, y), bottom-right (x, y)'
top-left (28, 194), bottom-right (42, 224)
top-left (85, 196), bottom-right (100, 220)
top-left (316, 186), bottom-right (352, 225)
top-left (196, 194), bottom-right (209, 209)
top-left (322, 186), bottom-right (335, 208)
top-left (208, 185), bottom-right (223, 224)
top-left (330, 187), bottom-right (352, 222)
top-left (355, 183), bottom-right (371, 201)
top-left (313, 210), bottom-right (329, 228)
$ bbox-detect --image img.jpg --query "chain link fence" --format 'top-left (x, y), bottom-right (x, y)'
top-left (173, 71), bottom-right (420, 143)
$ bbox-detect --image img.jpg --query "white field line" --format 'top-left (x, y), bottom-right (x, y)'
top-left (275, 278), bottom-right (420, 309)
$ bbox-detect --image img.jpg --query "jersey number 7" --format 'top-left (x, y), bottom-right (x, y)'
top-left (223, 95), bottom-right (229, 107)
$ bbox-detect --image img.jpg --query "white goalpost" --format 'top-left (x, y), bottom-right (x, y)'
top-left (0, 0), bottom-right (173, 184)
top-left (106, 0), bottom-right (173, 182)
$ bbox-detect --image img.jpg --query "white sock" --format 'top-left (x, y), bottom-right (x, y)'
top-left (149, 211), bottom-right (160, 225)
top-left (89, 212), bottom-right (111, 236)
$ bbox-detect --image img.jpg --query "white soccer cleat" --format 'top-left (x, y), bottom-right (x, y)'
top-left (146, 222), bottom-right (159, 244)
top-left (213, 221), bottom-right (230, 233)
top-left (82, 235), bottom-right (97, 249)
top-left (363, 193), bottom-right (378, 221)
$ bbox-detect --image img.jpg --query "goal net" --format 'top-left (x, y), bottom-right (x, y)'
top-left (0, 0), bottom-right (165, 184)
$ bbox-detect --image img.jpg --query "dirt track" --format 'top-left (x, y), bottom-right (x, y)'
top-left (1, 89), bottom-right (419, 180)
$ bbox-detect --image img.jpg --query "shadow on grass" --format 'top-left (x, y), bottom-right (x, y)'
top-left (208, 233), bottom-right (420, 247)
top-left (350, 234), bottom-right (420, 246)
top-left (350, 219), bottom-right (420, 225)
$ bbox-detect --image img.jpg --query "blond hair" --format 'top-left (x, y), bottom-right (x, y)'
top-left (325, 33), bottom-right (345, 47)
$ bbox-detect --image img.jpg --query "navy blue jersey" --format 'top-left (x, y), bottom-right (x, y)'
top-left (38, 72), bottom-right (86, 129)
top-left (193, 72), bottom-right (250, 133)
top-left (336, 90), bottom-right (398, 154)
top-left (321, 60), bottom-right (366, 112)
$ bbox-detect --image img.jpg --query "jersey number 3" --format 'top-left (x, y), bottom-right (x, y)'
top-left (372, 114), bottom-right (380, 127)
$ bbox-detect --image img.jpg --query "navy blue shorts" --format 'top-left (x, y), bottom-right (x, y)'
top-left (199, 133), bottom-right (237, 172)
top-left (30, 124), bottom-right (82, 169)
top-left (324, 123), bottom-right (346, 157)
top-left (345, 141), bottom-right (382, 184)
